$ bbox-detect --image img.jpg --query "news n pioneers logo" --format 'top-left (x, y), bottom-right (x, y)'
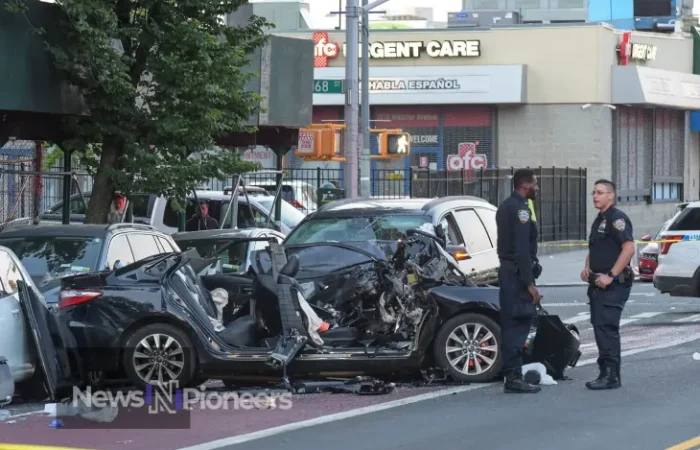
top-left (446, 142), bottom-right (488, 180)
top-left (314, 32), bottom-right (339, 68)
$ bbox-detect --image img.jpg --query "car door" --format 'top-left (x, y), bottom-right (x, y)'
top-left (450, 208), bottom-right (499, 283)
top-left (0, 248), bottom-right (34, 383)
top-left (438, 212), bottom-right (473, 275)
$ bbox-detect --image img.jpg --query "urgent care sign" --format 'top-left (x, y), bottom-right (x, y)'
top-left (313, 33), bottom-right (481, 68)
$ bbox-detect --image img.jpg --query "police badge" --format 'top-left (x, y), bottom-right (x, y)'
top-left (613, 218), bottom-right (625, 231)
top-left (518, 209), bottom-right (530, 224)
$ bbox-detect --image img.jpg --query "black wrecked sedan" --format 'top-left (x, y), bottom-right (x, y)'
top-left (55, 227), bottom-right (581, 390)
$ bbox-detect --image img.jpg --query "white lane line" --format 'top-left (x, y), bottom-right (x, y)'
top-left (563, 313), bottom-right (591, 324)
top-left (576, 333), bottom-right (700, 367)
top-left (174, 385), bottom-right (490, 450)
top-left (541, 303), bottom-right (588, 307)
top-left (674, 313), bottom-right (700, 323)
top-left (631, 292), bottom-right (656, 297)
top-left (629, 312), bottom-right (663, 319)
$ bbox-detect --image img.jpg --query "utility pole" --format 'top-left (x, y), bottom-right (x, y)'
top-left (344, 0), bottom-right (391, 199)
top-left (359, 0), bottom-right (371, 198)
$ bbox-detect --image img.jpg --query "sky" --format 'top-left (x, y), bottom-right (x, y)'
top-left (298, 0), bottom-right (463, 23)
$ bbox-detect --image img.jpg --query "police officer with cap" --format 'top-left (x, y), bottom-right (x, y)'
top-left (580, 179), bottom-right (635, 390)
top-left (496, 168), bottom-right (542, 394)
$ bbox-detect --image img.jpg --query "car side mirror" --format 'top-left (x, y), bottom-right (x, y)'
top-left (114, 260), bottom-right (125, 270)
top-left (447, 245), bottom-right (471, 261)
top-left (641, 235), bottom-right (652, 242)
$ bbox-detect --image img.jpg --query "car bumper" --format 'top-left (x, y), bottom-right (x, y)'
top-left (654, 275), bottom-right (699, 297)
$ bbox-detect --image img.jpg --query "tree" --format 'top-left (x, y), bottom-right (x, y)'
top-left (8, 0), bottom-right (269, 223)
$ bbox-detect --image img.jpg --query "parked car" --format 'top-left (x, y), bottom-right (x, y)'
top-left (281, 197), bottom-right (500, 285)
top-left (246, 180), bottom-right (318, 214)
top-left (11, 187), bottom-right (306, 235)
top-left (654, 201), bottom-right (700, 296)
top-left (638, 203), bottom-right (688, 281)
top-left (0, 224), bottom-right (180, 306)
top-left (0, 245), bottom-right (59, 400)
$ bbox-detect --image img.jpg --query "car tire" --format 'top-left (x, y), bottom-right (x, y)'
top-left (123, 323), bottom-right (196, 390)
top-left (433, 313), bottom-right (502, 383)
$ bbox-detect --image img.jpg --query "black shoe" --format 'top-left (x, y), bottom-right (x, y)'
top-left (585, 364), bottom-right (620, 390)
top-left (504, 373), bottom-right (541, 394)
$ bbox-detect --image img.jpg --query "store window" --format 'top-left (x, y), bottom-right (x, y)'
top-left (614, 107), bottom-right (684, 203)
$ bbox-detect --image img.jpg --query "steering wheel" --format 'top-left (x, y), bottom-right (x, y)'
top-left (406, 228), bottom-right (446, 248)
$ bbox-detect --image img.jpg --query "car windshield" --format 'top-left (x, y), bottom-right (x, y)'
top-left (284, 215), bottom-right (431, 245)
top-left (0, 236), bottom-right (102, 278)
top-left (174, 238), bottom-right (249, 274)
top-left (255, 198), bottom-right (306, 230)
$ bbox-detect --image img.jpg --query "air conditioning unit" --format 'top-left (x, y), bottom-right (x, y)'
top-left (448, 10), bottom-right (522, 28)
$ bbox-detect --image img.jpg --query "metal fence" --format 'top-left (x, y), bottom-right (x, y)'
top-left (0, 165), bottom-right (587, 242)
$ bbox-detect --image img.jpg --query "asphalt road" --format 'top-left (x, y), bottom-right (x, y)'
top-left (219, 340), bottom-right (700, 450)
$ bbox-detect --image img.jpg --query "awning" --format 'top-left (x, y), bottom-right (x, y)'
top-left (611, 65), bottom-right (700, 110)
top-left (313, 65), bottom-right (527, 106)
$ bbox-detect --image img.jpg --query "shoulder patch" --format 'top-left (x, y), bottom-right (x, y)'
top-left (518, 209), bottom-right (530, 224)
top-left (613, 218), bottom-right (626, 232)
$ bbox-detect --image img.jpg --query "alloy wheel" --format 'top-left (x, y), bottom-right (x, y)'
top-left (132, 333), bottom-right (185, 385)
top-left (445, 323), bottom-right (499, 376)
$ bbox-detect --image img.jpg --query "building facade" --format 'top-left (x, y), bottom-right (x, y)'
top-left (274, 23), bottom-right (700, 235)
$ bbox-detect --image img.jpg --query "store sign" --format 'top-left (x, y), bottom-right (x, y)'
top-left (369, 78), bottom-right (462, 92)
top-left (411, 135), bottom-right (439, 145)
top-left (314, 32), bottom-right (340, 68)
top-left (617, 32), bottom-right (657, 66)
top-left (446, 143), bottom-right (488, 179)
top-left (342, 40), bottom-right (481, 60)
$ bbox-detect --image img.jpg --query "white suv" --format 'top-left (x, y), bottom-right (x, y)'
top-left (653, 201), bottom-right (700, 297)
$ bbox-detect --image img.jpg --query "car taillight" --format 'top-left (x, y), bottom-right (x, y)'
top-left (659, 235), bottom-right (685, 255)
top-left (290, 200), bottom-right (304, 209)
top-left (59, 289), bottom-right (103, 309)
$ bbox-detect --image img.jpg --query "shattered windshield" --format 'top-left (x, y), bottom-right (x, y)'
top-left (0, 236), bottom-right (101, 278)
top-left (285, 215), bottom-right (431, 245)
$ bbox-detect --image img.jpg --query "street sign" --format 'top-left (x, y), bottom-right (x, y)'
top-left (314, 79), bottom-right (344, 94)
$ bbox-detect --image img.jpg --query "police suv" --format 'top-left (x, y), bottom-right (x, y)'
top-left (653, 202), bottom-right (700, 297)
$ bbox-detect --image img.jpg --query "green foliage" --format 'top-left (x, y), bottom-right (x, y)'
top-left (8, 0), bottom-right (269, 219)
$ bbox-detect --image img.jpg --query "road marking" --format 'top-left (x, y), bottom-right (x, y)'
top-left (174, 385), bottom-right (490, 450)
top-left (674, 314), bottom-right (700, 323)
top-left (665, 436), bottom-right (700, 450)
top-left (631, 292), bottom-right (656, 297)
top-left (541, 303), bottom-right (588, 307)
top-left (629, 312), bottom-right (663, 319)
top-left (576, 333), bottom-right (700, 367)
top-left (564, 313), bottom-right (591, 324)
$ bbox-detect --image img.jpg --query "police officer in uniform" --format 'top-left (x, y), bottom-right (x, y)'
top-left (580, 179), bottom-right (635, 390)
top-left (496, 168), bottom-right (542, 394)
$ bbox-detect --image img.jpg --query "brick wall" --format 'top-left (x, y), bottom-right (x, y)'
top-left (496, 104), bottom-right (679, 238)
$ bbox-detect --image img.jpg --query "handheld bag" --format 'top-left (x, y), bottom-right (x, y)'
top-left (523, 305), bottom-right (582, 380)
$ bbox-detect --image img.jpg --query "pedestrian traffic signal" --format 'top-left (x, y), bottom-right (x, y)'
top-left (294, 126), bottom-right (344, 161)
top-left (376, 131), bottom-right (411, 159)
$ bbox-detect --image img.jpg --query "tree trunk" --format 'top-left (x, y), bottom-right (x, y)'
top-left (84, 142), bottom-right (120, 224)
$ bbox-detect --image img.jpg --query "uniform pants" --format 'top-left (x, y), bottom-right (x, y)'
top-left (587, 282), bottom-right (631, 368)
top-left (498, 264), bottom-right (536, 376)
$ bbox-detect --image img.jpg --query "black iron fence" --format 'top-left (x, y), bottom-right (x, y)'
top-left (1, 166), bottom-right (587, 242)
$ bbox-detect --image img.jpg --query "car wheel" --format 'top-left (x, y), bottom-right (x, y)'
top-left (433, 313), bottom-right (502, 383)
top-left (123, 323), bottom-right (196, 390)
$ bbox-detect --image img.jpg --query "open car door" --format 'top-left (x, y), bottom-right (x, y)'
top-left (0, 246), bottom-right (68, 401)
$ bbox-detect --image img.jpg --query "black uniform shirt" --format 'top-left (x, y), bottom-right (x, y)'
top-left (496, 192), bottom-right (537, 285)
top-left (588, 206), bottom-right (634, 274)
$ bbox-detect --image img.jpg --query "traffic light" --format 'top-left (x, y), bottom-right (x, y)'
top-left (294, 126), bottom-right (344, 161)
top-left (376, 131), bottom-right (411, 159)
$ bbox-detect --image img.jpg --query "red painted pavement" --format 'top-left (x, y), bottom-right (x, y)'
top-left (0, 385), bottom-right (457, 450)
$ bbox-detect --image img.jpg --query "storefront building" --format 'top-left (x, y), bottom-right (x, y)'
top-left (274, 23), bottom-right (700, 235)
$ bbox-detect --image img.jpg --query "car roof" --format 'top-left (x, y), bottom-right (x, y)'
top-left (171, 227), bottom-right (276, 241)
top-left (314, 196), bottom-right (493, 217)
top-left (0, 223), bottom-right (154, 238)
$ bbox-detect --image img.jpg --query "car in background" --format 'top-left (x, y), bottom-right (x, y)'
top-left (16, 187), bottom-right (306, 235)
top-left (0, 224), bottom-right (179, 306)
top-left (638, 202), bottom-right (688, 281)
top-left (247, 180), bottom-right (318, 214)
top-left (653, 202), bottom-right (700, 296)
top-left (282, 196), bottom-right (500, 285)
